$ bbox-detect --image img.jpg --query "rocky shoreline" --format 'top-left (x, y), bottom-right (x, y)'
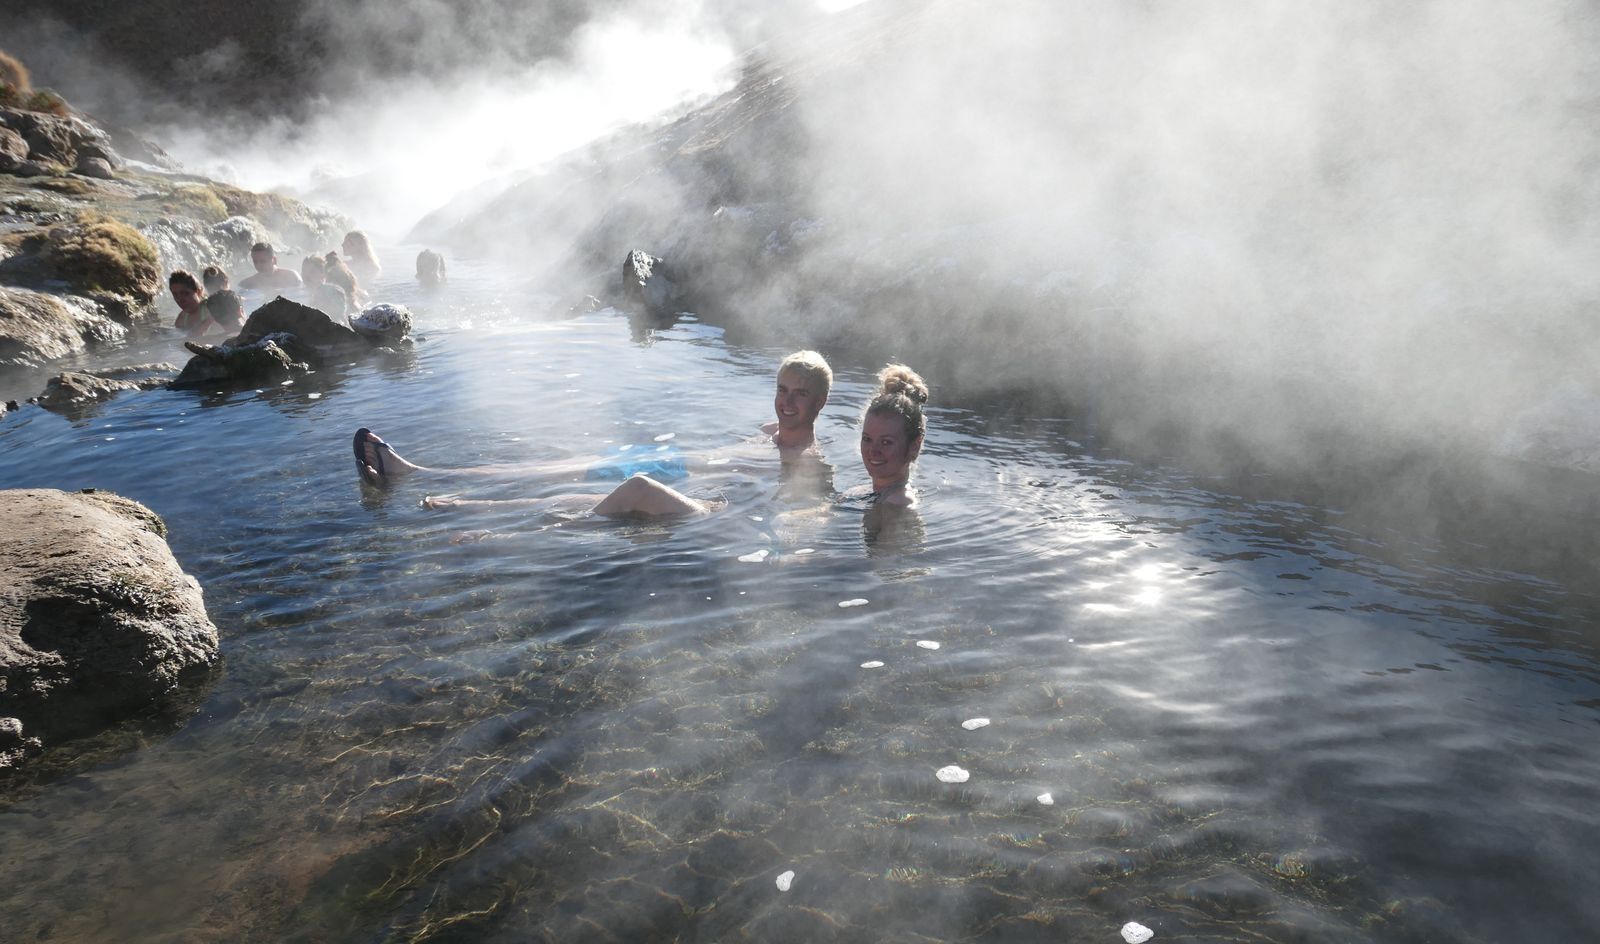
top-left (0, 67), bottom-right (368, 769)
top-left (1, 87), bottom-right (348, 379)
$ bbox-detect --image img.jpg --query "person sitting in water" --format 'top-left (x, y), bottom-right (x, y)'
top-left (850, 364), bottom-right (929, 509)
top-left (298, 254), bottom-right (349, 317)
top-left (322, 251), bottom-right (362, 312)
top-left (351, 350), bottom-right (835, 487)
top-left (201, 264), bottom-right (230, 295)
top-left (238, 242), bottom-right (303, 294)
top-left (168, 269), bottom-right (212, 337)
top-left (415, 249), bottom-right (447, 289)
top-left (201, 290), bottom-right (245, 335)
top-left (341, 230), bottom-right (382, 285)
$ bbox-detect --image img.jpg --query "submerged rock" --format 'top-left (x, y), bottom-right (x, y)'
top-left (0, 488), bottom-right (220, 763)
top-left (33, 364), bottom-right (175, 413)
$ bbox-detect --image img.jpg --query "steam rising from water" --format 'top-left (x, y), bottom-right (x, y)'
top-left (766, 0), bottom-right (1600, 460)
top-left (168, 10), bottom-right (742, 235)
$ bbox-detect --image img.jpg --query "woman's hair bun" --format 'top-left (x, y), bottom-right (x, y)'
top-left (877, 364), bottom-right (929, 404)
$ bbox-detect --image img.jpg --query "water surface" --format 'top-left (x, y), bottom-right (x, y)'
top-left (2, 260), bottom-right (1597, 943)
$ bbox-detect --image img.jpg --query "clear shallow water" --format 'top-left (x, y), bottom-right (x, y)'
top-left (1, 261), bottom-right (1598, 943)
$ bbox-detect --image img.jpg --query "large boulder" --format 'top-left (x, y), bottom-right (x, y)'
top-left (0, 489), bottom-right (220, 761)
top-left (236, 296), bottom-right (364, 352)
top-left (621, 249), bottom-right (683, 317)
top-left (0, 286), bottom-right (127, 368)
top-left (0, 106), bottom-right (120, 171)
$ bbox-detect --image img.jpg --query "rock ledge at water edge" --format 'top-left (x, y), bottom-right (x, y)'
top-left (0, 488), bottom-right (220, 768)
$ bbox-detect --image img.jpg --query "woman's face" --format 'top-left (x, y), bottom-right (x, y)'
top-left (860, 410), bottom-right (920, 491)
top-left (302, 259), bottom-right (325, 285)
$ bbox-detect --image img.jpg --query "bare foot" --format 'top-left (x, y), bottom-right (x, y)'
top-left (422, 494), bottom-right (461, 509)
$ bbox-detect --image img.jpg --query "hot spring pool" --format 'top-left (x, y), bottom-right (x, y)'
top-left (2, 260), bottom-right (1597, 943)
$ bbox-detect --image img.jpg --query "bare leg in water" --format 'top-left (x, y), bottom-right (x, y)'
top-left (425, 473), bottom-right (712, 517)
top-left (354, 427), bottom-right (593, 487)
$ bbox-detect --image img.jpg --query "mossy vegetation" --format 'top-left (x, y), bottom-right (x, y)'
top-left (24, 90), bottom-right (71, 117)
top-left (211, 182), bottom-right (305, 228)
top-left (33, 213), bottom-right (162, 301)
top-left (150, 184), bottom-right (230, 223)
top-left (30, 176), bottom-right (97, 196)
top-left (0, 50), bottom-right (70, 117)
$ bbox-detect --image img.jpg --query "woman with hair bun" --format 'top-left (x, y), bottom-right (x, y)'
top-left (856, 363), bottom-right (929, 508)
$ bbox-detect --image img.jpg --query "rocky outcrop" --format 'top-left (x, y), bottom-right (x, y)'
top-left (0, 126), bottom-right (27, 171)
top-left (0, 213), bottom-right (162, 303)
top-left (170, 334), bottom-right (307, 388)
top-left (235, 296), bottom-right (364, 352)
top-left (0, 286), bottom-right (128, 368)
top-left (620, 250), bottom-right (684, 317)
top-left (0, 106), bottom-right (120, 176)
top-left (169, 297), bottom-right (406, 388)
top-left (33, 364), bottom-right (176, 413)
top-left (0, 488), bottom-right (220, 764)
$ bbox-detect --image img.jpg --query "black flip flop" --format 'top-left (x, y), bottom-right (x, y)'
top-left (353, 427), bottom-right (386, 483)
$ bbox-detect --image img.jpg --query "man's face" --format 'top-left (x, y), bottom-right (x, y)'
top-left (774, 367), bottom-right (825, 432)
top-left (251, 249), bottom-right (274, 274)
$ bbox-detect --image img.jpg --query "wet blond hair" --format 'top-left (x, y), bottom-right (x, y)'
top-left (778, 349), bottom-right (833, 400)
top-left (864, 363), bottom-right (929, 443)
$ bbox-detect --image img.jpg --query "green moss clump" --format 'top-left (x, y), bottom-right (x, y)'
top-left (24, 89), bottom-right (70, 117)
top-left (154, 184), bottom-right (230, 223)
top-left (43, 213), bottom-right (162, 301)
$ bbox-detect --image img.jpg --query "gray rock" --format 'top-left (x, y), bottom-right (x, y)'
top-left (0, 489), bottom-right (220, 755)
top-left (621, 249), bottom-right (682, 317)
top-left (34, 366), bottom-right (174, 414)
top-left (236, 296), bottom-right (364, 353)
top-left (0, 106), bottom-right (118, 170)
top-left (75, 156), bottom-right (114, 180)
top-left (0, 126), bottom-right (27, 170)
top-left (350, 303), bottom-right (412, 342)
top-left (170, 334), bottom-right (307, 389)
top-left (0, 286), bottom-right (127, 368)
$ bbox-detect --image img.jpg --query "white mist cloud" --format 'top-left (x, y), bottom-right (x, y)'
top-left (767, 0), bottom-right (1600, 455)
top-left (161, 4), bottom-right (743, 237)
